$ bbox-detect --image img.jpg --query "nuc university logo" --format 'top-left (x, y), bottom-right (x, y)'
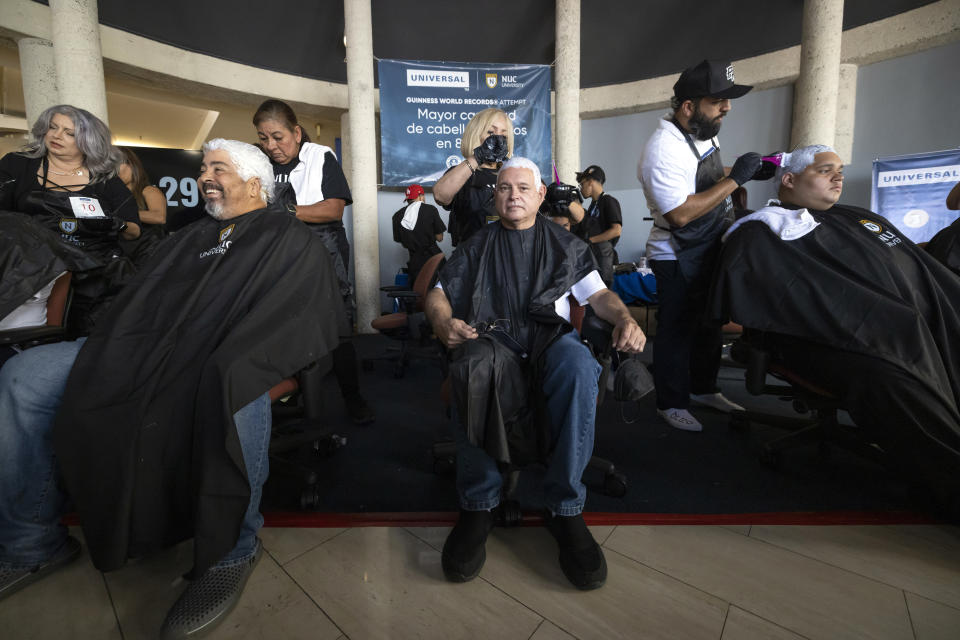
top-left (485, 73), bottom-right (498, 88)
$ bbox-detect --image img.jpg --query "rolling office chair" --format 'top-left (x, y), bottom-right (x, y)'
top-left (367, 252), bottom-right (445, 378)
top-left (728, 331), bottom-right (884, 469)
top-left (431, 301), bottom-right (628, 527)
top-left (268, 354), bottom-right (344, 509)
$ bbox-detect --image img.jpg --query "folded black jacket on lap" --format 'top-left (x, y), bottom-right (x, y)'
top-left (709, 204), bottom-right (960, 429)
top-left (440, 216), bottom-right (597, 465)
top-left (53, 208), bottom-right (345, 577)
top-left (0, 211), bottom-right (102, 318)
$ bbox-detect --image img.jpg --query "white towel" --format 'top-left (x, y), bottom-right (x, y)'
top-left (400, 202), bottom-right (422, 230)
top-left (723, 201), bottom-right (820, 242)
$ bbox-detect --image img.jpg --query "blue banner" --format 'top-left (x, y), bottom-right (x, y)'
top-left (378, 59), bottom-right (552, 187)
top-left (871, 148), bottom-right (960, 243)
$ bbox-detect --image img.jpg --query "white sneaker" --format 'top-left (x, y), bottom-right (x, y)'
top-left (657, 408), bottom-right (703, 432)
top-left (689, 392), bottom-right (744, 413)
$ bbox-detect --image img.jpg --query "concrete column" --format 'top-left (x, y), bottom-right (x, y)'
top-left (790, 0), bottom-right (844, 149)
top-left (554, 0), bottom-right (581, 183)
top-left (17, 38), bottom-right (59, 127)
top-left (834, 63), bottom-right (858, 164)
top-left (343, 0), bottom-right (379, 334)
top-left (49, 0), bottom-right (108, 123)
top-left (339, 111), bottom-right (352, 186)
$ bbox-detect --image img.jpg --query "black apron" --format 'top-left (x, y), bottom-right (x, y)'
top-left (667, 119), bottom-right (734, 285)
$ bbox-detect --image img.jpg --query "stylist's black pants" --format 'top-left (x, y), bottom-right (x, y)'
top-left (650, 259), bottom-right (722, 410)
top-left (590, 241), bottom-right (616, 288)
top-left (769, 335), bottom-right (960, 506)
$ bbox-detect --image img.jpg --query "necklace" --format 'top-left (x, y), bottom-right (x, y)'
top-left (48, 165), bottom-right (84, 177)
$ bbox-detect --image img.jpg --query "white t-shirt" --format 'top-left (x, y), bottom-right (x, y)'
top-left (0, 274), bottom-right (62, 330)
top-left (435, 269), bottom-right (605, 324)
top-left (637, 114), bottom-right (720, 261)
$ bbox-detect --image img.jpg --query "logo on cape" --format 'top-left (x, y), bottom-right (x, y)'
top-left (219, 224), bottom-right (235, 243)
top-left (60, 218), bottom-right (77, 234)
top-left (859, 219), bottom-right (882, 233)
top-left (485, 73), bottom-right (498, 89)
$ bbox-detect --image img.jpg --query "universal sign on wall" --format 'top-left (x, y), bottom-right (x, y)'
top-left (378, 59), bottom-right (551, 186)
top-left (872, 148), bottom-right (960, 243)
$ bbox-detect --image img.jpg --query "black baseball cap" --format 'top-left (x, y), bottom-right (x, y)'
top-left (576, 165), bottom-right (605, 184)
top-left (673, 60), bottom-right (752, 101)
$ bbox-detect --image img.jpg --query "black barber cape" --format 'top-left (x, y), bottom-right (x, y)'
top-left (439, 216), bottom-right (597, 465)
top-left (0, 212), bottom-right (101, 318)
top-left (710, 204), bottom-right (960, 426)
top-left (53, 209), bottom-right (345, 577)
top-left (926, 217), bottom-right (960, 277)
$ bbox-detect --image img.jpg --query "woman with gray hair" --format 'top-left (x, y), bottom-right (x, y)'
top-left (0, 104), bottom-right (141, 334)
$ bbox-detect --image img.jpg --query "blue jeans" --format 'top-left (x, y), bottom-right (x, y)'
top-left (0, 341), bottom-right (271, 568)
top-left (453, 330), bottom-right (602, 516)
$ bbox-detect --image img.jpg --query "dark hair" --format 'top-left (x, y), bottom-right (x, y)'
top-left (118, 147), bottom-right (151, 209)
top-left (252, 99), bottom-right (311, 143)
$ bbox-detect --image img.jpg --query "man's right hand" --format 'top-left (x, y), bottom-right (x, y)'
top-left (728, 152), bottom-right (763, 186)
top-left (437, 317), bottom-right (478, 348)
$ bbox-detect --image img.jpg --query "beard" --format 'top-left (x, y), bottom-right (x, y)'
top-left (204, 199), bottom-right (225, 220)
top-left (688, 105), bottom-right (722, 141)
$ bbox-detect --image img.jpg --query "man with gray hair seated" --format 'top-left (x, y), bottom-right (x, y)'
top-left (0, 139), bottom-right (344, 638)
top-left (425, 156), bottom-right (646, 590)
top-left (711, 144), bottom-right (960, 518)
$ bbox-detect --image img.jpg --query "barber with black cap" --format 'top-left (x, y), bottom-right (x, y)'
top-left (570, 165), bottom-right (622, 286)
top-left (637, 59), bottom-right (764, 433)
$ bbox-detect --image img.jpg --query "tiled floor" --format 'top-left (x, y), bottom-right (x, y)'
top-left (1, 522), bottom-right (959, 639)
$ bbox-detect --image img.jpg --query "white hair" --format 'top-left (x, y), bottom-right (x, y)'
top-left (202, 138), bottom-right (275, 204)
top-left (499, 156), bottom-right (542, 187)
top-left (775, 144), bottom-right (837, 183)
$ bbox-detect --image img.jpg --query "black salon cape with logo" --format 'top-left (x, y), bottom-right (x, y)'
top-left (0, 212), bottom-right (101, 317)
top-left (53, 209), bottom-right (345, 577)
top-left (709, 204), bottom-right (960, 434)
top-left (439, 216), bottom-right (597, 465)
top-left (926, 217), bottom-right (960, 277)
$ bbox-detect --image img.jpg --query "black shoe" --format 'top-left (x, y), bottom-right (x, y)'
top-left (441, 509), bottom-right (495, 582)
top-left (159, 540), bottom-right (262, 639)
top-left (344, 392), bottom-right (375, 425)
top-left (0, 536), bottom-right (81, 602)
top-left (546, 513), bottom-right (607, 590)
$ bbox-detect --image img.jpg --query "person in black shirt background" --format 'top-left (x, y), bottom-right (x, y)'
top-left (571, 165), bottom-right (622, 286)
top-left (391, 184), bottom-right (446, 284)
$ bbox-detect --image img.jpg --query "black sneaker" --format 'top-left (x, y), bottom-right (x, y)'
top-left (441, 509), bottom-right (495, 582)
top-left (159, 540), bottom-right (262, 639)
top-left (344, 392), bottom-right (375, 425)
top-left (546, 513), bottom-right (607, 590)
top-left (0, 536), bottom-right (81, 601)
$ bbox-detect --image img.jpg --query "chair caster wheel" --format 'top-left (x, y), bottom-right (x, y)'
top-left (498, 500), bottom-right (522, 527)
top-left (602, 471), bottom-right (628, 498)
top-left (432, 455), bottom-right (455, 475)
top-left (300, 485), bottom-right (321, 510)
top-left (361, 359), bottom-right (374, 372)
top-left (759, 447), bottom-right (782, 469)
top-left (729, 413), bottom-right (750, 432)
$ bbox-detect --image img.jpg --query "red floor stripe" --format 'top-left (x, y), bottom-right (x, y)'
top-left (63, 510), bottom-right (938, 529)
top-left (260, 510), bottom-right (938, 528)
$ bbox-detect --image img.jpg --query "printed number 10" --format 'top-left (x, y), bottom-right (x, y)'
top-left (159, 176), bottom-right (199, 207)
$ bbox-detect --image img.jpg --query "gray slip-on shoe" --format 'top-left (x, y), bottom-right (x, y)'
top-left (159, 539), bottom-right (262, 639)
top-left (0, 536), bottom-right (82, 602)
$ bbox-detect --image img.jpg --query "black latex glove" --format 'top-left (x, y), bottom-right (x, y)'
top-left (570, 185), bottom-right (583, 204)
top-left (728, 152), bottom-right (763, 186)
top-left (473, 134), bottom-right (509, 166)
top-left (74, 216), bottom-right (126, 235)
top-left (752, 159), bottom-right (778, 181)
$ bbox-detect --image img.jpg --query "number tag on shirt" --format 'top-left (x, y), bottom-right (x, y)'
top-left (69, 196), bottom-right (106, 218)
